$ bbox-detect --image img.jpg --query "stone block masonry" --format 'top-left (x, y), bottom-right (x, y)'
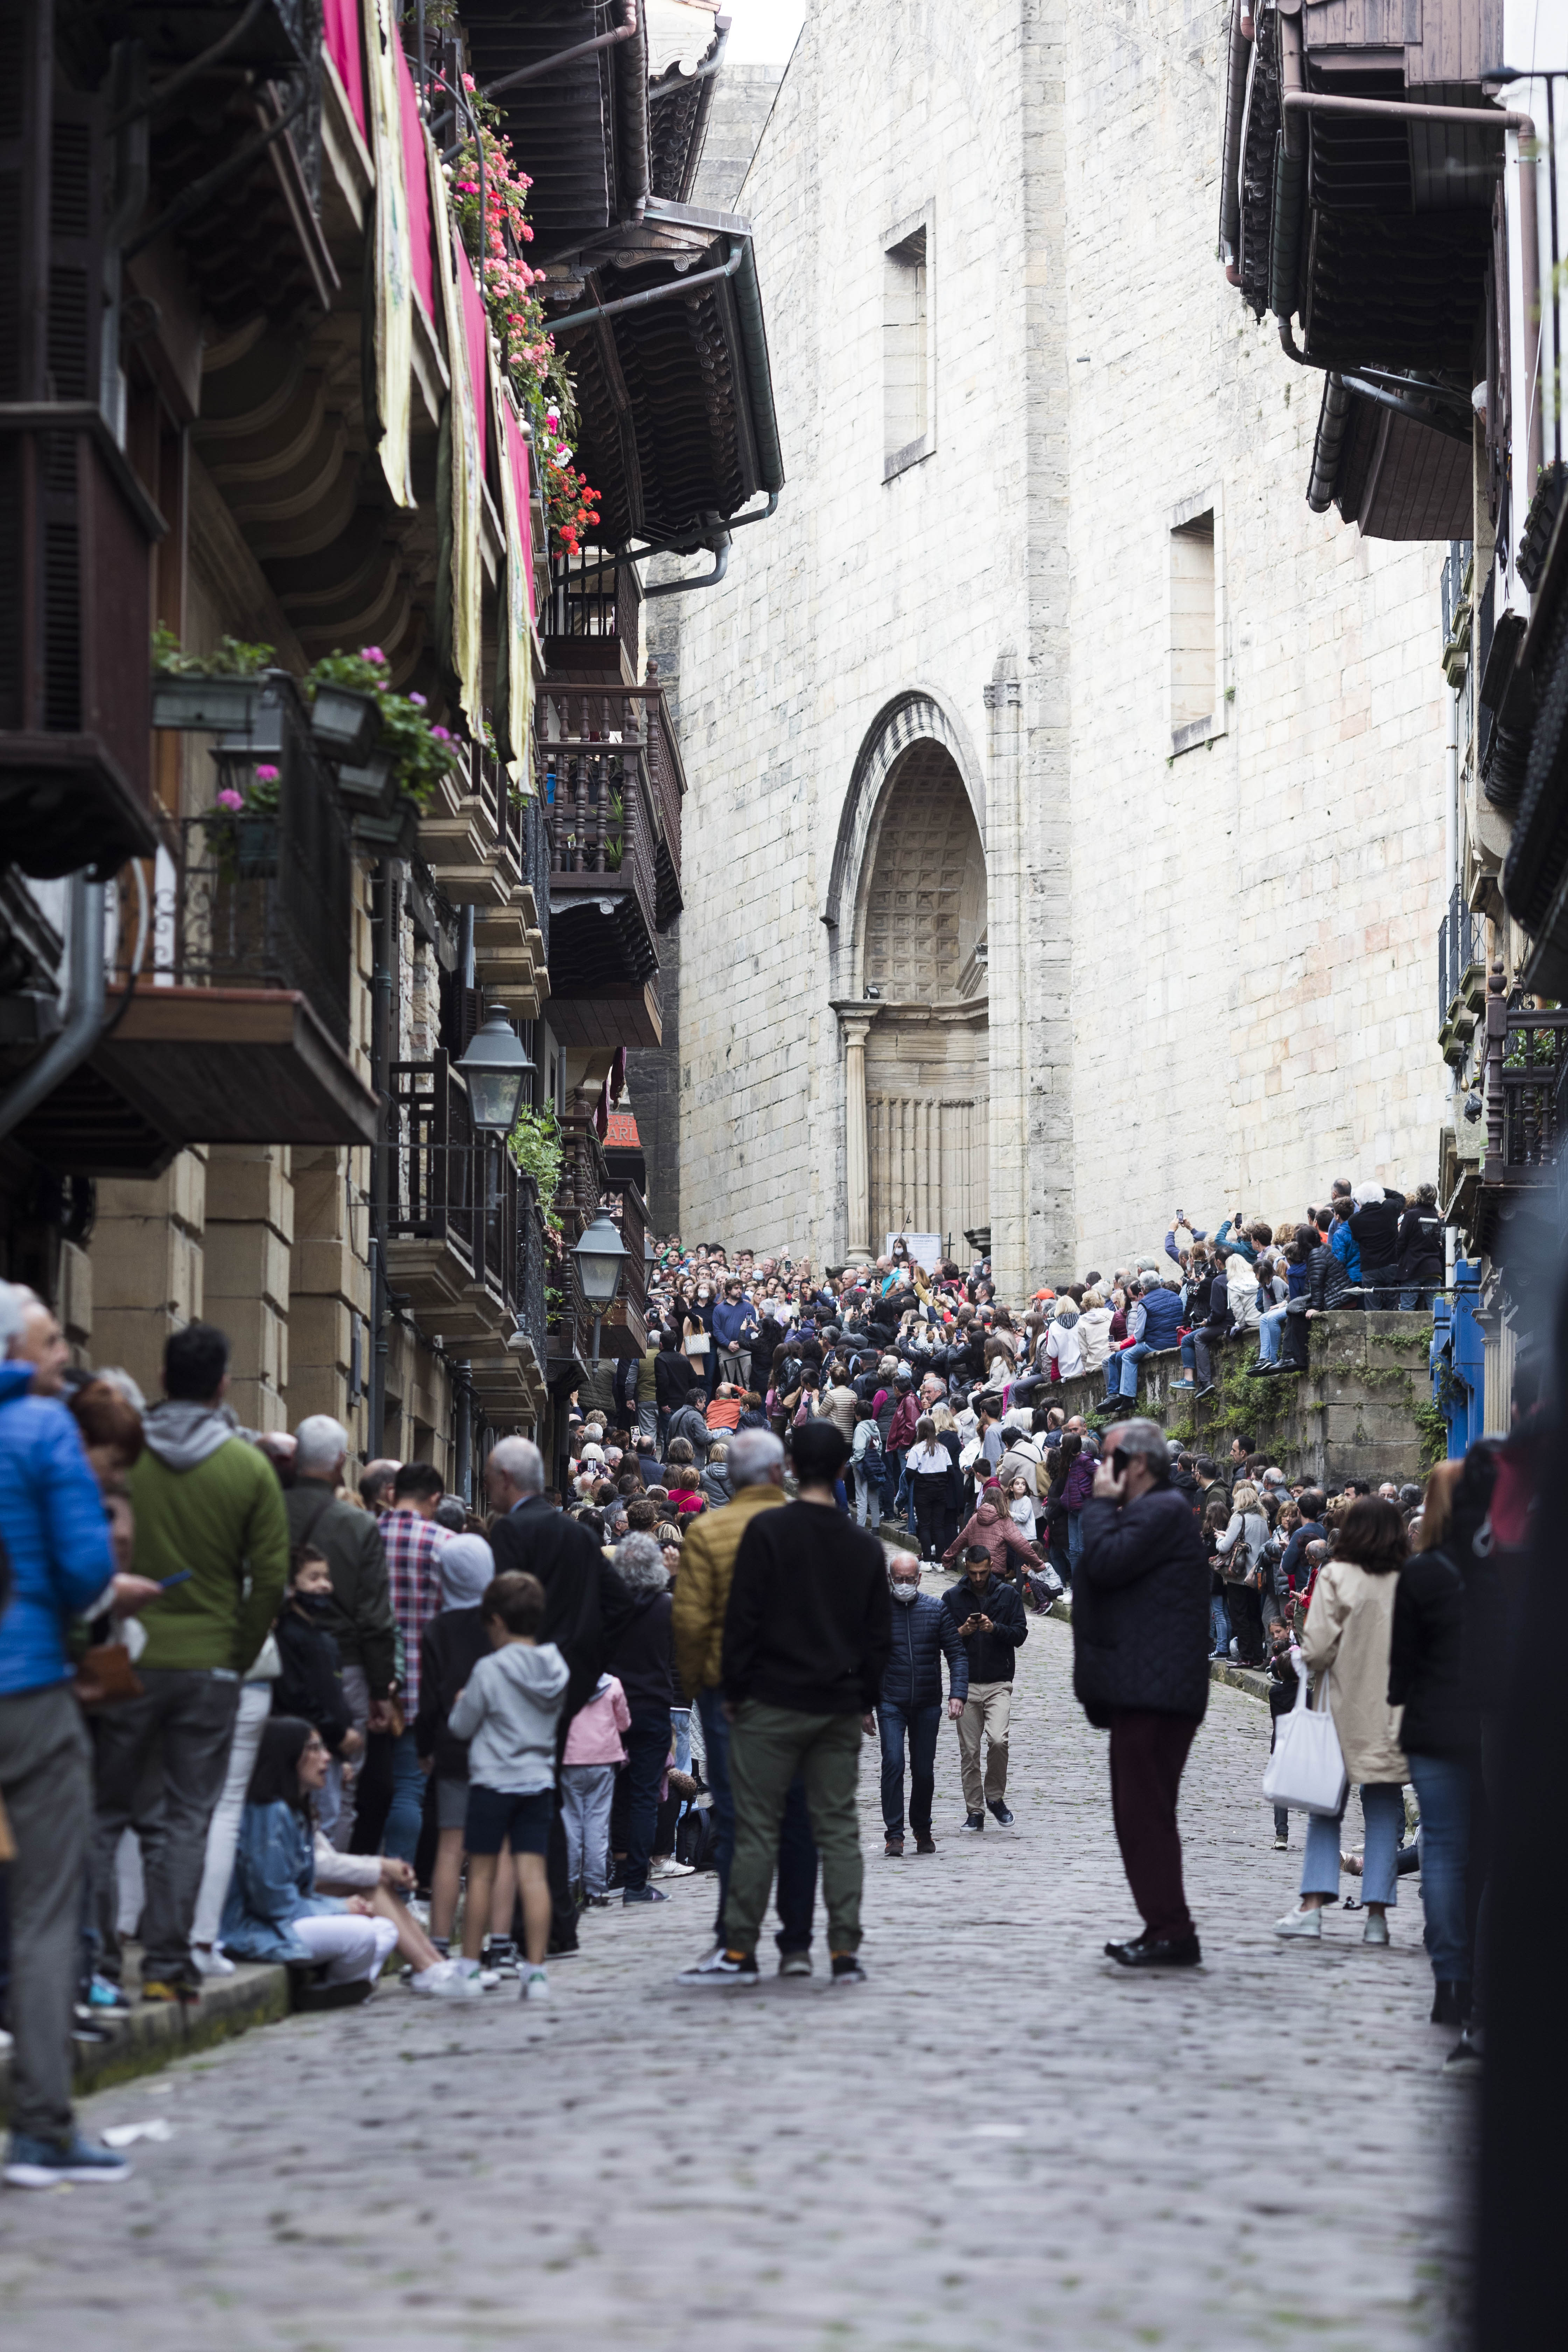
top-left (666, 4), bottom-right (1449, 1286)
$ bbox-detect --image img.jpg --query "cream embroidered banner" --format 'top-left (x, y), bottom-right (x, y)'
top-left (365, 0), bottom-right (413, 507)
top-left (426, 125), bottom-right (483, 733)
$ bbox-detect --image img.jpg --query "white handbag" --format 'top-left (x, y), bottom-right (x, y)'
top-left (1261, 1660), bottom-right (1348, 1817)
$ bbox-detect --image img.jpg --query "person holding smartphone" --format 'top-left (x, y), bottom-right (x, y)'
top-left (1072, 1416), bottom-right (1210, 1968)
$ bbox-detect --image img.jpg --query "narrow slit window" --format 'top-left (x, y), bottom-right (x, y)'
top-left (1170, 511), bottom-right (1216, 737)
top-left (884, 227), bottom-right (928, 465)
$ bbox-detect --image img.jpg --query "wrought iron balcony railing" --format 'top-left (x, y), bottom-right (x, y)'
top-left (1438, 884), bottom-right (1486, 1065)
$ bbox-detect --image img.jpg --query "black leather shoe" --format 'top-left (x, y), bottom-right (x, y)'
top-left (961, 1812), bottom-right (984, 1833)
top-left (1430, 1979), bottom-right (1471, 2028)
top-left (1105, 1932), bottom-right (1201, 1968)
top-left (987, 1800), bottom-right (1014, 1826)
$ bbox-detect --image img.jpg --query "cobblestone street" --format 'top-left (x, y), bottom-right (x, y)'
top-left (0, 1617), bottom-right (1471, 2351)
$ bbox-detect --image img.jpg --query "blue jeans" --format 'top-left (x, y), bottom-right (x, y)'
top-left (671, 1707), bottom-right (692, 1774)
top-left (1105, 1342), bottom-right (1152, 1399)
top-left (1067, 1514), bottom-right (1084, 1576)
top-left (1210, 1592), bottom-right (1231, 1658)
top-left (877, 1699), bottom-right (942, 1839)
top-left (1302, 1781), bottom-right (1404, 1907)
top-left (1407, 1751), bottom-right (1472, 1981)
top-left (694, 1686), bottom-right (818, 1948)
top-left (383, 1727), bottom-right (426, 1865)
top-left (622, 1708), bottom-right (673, 1892)
top-left (1398, 1286), bottom-right (1435, 1313)
top-left (1258, 1302), bottom-right (1289, 1365)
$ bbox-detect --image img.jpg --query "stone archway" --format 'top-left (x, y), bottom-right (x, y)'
top-left (834, 734), bottom-right (988, 1261)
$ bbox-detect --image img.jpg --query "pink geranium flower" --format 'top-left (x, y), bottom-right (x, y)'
top-left (216, 788), bottom-right (244, 812)
top-left (255, 764), bottom-right (280, 784)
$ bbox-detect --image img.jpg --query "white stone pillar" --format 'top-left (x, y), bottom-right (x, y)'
top-left (838, 1009), bottom-right (875, 1260)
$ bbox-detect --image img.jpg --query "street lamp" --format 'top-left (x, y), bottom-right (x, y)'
top-left (573, 1208), bottom-right (629, 1369)
top-left (456, 1005), bottom-right (532, 1133)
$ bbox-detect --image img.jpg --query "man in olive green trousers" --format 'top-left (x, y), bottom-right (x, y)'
top-left (694, 1421), bottom-right (890, 1989)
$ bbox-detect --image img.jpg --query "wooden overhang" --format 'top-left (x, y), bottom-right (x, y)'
top-left (13, 986), bottom-right (378, 1178)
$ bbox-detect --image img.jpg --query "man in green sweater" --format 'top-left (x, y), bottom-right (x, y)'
top-left (92, 1323), bottom-right (289, 1999)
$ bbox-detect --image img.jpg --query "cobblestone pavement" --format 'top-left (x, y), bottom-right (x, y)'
top-left (0, 1615), bottom-right (1473, 2351)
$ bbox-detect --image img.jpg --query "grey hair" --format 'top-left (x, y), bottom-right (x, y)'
top-left (728, 1428), bottom-right (784, 1488)
top-left (1101, 1415), bottom-right (1168, 1472)
top-left (613, 1532), bottom-right (669, 1593)
top-left (294, 1413), bottom-right (350, 1475)
top-left (0, 1283), bottom-right (38, 1355)
top-left (489, 1435), bottom-right (544, 1494)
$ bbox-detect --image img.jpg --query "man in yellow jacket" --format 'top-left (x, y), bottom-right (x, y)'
top-left (671, 1428), bottom-right (789, 1974)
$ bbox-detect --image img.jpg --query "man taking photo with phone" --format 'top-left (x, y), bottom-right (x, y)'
top-left (941, 1540), bottom-right (1028, 1832)
top-left (1073, 1417), bottom-right (1210, 1968)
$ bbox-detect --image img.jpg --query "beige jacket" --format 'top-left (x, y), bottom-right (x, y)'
top-left (1298, 1555), bottom-right (1407, 1784)
top-left (670, 1481), bottom-right (786, 1699)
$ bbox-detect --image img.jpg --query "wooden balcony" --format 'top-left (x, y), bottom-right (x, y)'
top-left (13, 680), bottom-right (375, 1177)
top-left (538, 679), bottom-right (685, 1050)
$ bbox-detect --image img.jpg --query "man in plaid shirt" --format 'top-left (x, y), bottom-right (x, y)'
top-left (377, 1462), bottom-right (448, 1862)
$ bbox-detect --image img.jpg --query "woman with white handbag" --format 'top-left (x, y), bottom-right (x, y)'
top-left (1274, 1497), bottom-right (1409, 1947)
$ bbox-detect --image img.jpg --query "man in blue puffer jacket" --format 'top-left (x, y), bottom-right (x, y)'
top-left (0, 1284), bottom-right (152, 2189)
top-left (871, 1549), bottom-right (968, 1856)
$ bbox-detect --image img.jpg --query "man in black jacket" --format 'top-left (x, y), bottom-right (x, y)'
top-left (1074, 1416), bottom-right (1211, 1967)
top-left (941, 1544), bottom-right (1028, 1830)
top-left (486, 1436), bottom-right (632, 1954)
top-left (703, 1421), bottom-right (891, 1987)
top-left (875, 1550), bottom-right (968, 1856)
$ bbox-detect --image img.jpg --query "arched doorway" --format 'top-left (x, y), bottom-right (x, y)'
top-left (852, 740), bottom-right (988, 1259)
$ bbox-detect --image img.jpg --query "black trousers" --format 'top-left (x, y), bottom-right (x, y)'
top-left (1108, 1709), bottom-right (1199, 1942)
top-left (1226, 1582), bottom-right (1265, 1665)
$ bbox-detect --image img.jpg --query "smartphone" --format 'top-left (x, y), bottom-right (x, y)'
top-left (159, 1569), bottom-right (193, 1589)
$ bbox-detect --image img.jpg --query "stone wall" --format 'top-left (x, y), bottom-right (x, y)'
top-left (665, 2), bottom-right (1450, 1284)
top-left (1053, 1314), bottom-right (1435, 1490)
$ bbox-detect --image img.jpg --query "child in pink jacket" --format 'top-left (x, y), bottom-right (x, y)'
top-left (561, 1672), bottom-right (631, 1905)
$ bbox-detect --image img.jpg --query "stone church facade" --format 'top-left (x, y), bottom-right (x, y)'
top-left (664, 1), bottom-right (1449, 1294)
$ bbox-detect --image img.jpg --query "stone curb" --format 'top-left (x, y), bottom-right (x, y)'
top-left (0, 1962), bottom-right (289, 2123)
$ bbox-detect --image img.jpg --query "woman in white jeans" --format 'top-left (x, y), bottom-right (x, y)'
top-left (218, 1719), bottom-right (475, 1996)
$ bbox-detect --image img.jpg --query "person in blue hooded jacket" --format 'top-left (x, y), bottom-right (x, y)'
top-left (0, 1283), bottom-right (155, 2189)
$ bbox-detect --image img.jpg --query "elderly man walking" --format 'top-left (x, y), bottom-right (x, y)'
top-left (286, 1415), bottom-right (395, 1848)
top-left (876, 1551), bottom-right (967, 1855)
top-left (1073, 1416), bottom-right (1211, 1967)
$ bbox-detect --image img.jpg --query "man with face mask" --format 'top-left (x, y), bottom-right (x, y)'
top-left (869, 1553), bottom-right (968, 1856)
top-left (941, 1539), bottom-right (1030, 1830)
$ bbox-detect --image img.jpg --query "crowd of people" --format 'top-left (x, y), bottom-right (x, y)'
top-left (0, 1182), bottom-right (1514, 2185)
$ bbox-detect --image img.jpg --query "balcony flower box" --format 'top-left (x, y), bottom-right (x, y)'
top-left (350, 799), bottom-right (421, 861)
top-left (151, 672), bottom-right (272, 735)
top-left (334, 747), bottom-right (400, 817)
top-left (310, 685), bottom-right (381, 763)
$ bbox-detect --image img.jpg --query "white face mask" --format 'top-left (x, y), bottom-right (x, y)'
top-left (890, 1580), bottom-right (921, 1603)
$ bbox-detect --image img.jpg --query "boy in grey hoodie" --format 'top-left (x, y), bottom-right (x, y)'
top-left (448, 1572), bottom-right (569, 2000)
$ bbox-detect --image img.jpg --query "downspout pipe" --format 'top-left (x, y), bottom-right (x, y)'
top-left (482, 0), bottom-right (638, 101)
top-left (0, 874), bottom-right (107, 1144)
top-left (546, 237), bottom-right (745, 333)
top-left (643, 537), bottom-right (729, 598)
top-left (1281, 90), bottom-right (1544, 489)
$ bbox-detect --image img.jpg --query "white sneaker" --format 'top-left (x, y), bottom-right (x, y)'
top-left (522, 1968), bottom-right (551, 2002)
top-left (1363, 1912), bottom-right (1390, 1947)
top-left (191, 1944), bottom-right (236, 1979)
top-left (675, 1946), bottom-right (759, 1988)
top-left (650, 1858), bottom-right (696, 1879)
top-left (410, 1960), bottom-right (482, 1999)
top-left (1273, 1907), bottom-right (1323, 1939)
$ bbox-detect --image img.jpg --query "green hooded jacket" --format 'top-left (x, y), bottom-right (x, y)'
top-left (128, 1402), bottom-right (289, 1673)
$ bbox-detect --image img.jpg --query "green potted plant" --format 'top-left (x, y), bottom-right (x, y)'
top-left (151, 628), bottom-right (278, 734)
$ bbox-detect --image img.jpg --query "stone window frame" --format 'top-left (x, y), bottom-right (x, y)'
top-left (882, 202), bottom-right (936, 482)
top-left (1167, 486), bottom-right (1229, 758)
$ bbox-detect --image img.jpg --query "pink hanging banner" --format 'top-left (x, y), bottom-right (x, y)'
top-left (457, 247), bottom-right (489, 479)
top-left (395, 39), bottom-right (434, 322)
top-left (323, 0), bottom-right (366, 139)
top-left (502, 401), bottom-right (536, 621)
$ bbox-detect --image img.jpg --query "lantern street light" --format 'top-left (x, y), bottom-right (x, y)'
top-left (572, 1208), bottom-right (629, 1370)
top-left (455, 1005), bottom-right (532, 1133)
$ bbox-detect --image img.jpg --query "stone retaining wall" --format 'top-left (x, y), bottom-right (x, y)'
top-left (1050, 1313), bottom-right (1435, 1488)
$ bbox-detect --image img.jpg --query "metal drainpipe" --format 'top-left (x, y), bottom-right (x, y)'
top-left (0, 874), bottom-right (107, 1145)
top-left (368, 863), bottom-right (398, 1457)
top-left (481, 0), bottom-right (639, 102)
